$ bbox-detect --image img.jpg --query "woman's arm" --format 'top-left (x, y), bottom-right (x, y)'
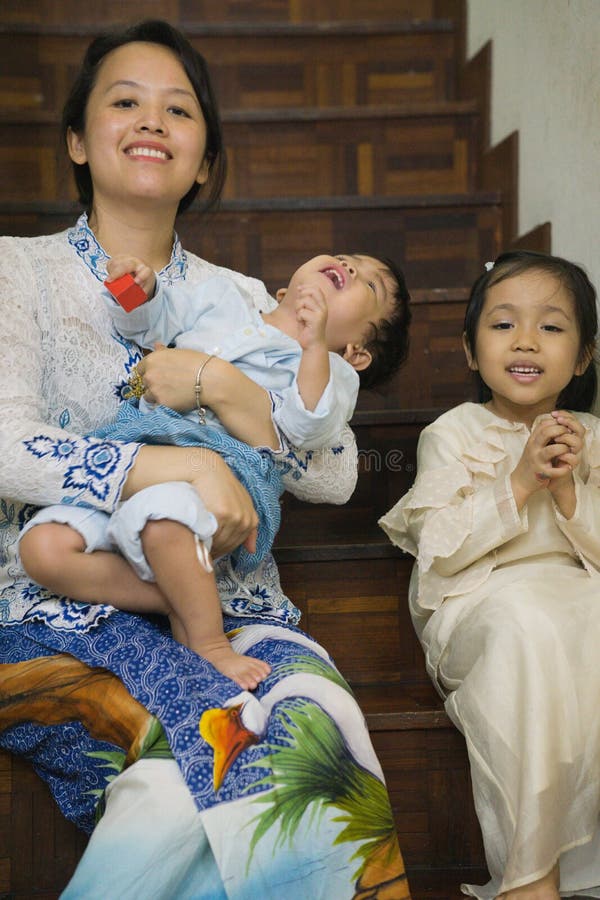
top-left (0, 239), bottom-right (139, 512)
top-left (138, 347), bottom-right (359, 504)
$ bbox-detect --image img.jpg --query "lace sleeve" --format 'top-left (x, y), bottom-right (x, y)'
top-left (275, 424), bottom-right (358, 504)
top-left (0, 238), bottom-right (139, 511)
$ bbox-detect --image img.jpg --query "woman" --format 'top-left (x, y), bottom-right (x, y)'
top-left (0, 20), bottom-right (410, 899)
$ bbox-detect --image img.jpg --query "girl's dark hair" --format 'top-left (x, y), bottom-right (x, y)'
top-left (61, 19), bottom-right (226, 215)
top-left (463, 250), bottom-right (598, 412)
top-left (359, 254), bottom-right (411, 390)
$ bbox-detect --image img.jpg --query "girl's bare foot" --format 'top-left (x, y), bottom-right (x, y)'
top-left (498, 863), bottom-right (559, 900)
top-left (196, 637), bottom-right (271, 690)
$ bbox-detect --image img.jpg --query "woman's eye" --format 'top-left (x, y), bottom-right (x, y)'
top-left (542, 324), bottom-right (563, 332)
top-left (113, 98), bottom-right (136, 108)
top-left (169, 106), bottom-right (191, 117)
top-left (492, 322), bottom-right (512, 330)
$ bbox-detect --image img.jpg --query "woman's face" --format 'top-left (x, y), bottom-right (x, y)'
top-left (67, 41), bottom-right (209, 215)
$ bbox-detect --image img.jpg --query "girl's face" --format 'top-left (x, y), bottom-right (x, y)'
top-left (464, 270), bottom-right (588, 424)
top-left (67, 42), bottom-right (209, 217)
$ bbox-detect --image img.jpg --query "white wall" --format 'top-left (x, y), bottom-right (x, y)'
top-left (467, 0), bottom-right (600, 298)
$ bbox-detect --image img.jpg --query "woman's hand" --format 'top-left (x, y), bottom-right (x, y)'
top-left (137, 344), bottom-right (205, 412)
top-left (121, 445), bottom-right (258, 556)
top-left (189, 449), bottom-right (259, 557)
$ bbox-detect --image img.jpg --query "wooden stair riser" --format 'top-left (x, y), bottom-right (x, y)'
top-left (373, 728), bottom-right (486, 869)
top-left (356, 293), bottom-right (475, 412)
top-left (0, 29), bottom-right (458, 118)
top-left (277, 555), bottom-right (424, 684)
top-left (0, 109), bottom-right (479, 205)
top-left (178, 202), bottom-right (502, 292)
top-left (223, 110), bottom-right (477, 199)
top-left (275, 430), bottom-right (422, 552)
top-left (0, 0), bottom-right (460, 27)
top-left (0, 751), bottom-right (87, 897)
top-left (0, 201), bottom-right (502, 291)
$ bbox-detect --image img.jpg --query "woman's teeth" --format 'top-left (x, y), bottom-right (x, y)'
top-left (127, 147), bottom-right (169, 160)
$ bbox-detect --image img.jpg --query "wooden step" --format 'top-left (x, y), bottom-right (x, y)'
top-left (408, 868), bottom-right (491, 900)
top-left (358, 286), bottom-right (475, 413)
top-left (0, 0), bottom-right (462, 27)
top-left (0, 751), bottom-right (88, 897)
top-left (0, 193), bottom-right (502, 291)
top-left (277, 551), bottom-right (424, 685)
top-left (222, 102), bottom-right (478, 199)
top-left (0, 102), bottom-right (480, 204)
top-left (0, 22), bottom-right (459, 121)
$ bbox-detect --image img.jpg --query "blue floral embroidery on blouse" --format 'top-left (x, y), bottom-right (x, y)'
top-left (23, 435), bottom-right (122, 502)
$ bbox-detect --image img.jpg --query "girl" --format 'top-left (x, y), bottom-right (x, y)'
top-left (380, 250), bottom-right (600, 899)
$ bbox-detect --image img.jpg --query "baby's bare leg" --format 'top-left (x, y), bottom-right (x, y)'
top-left (19, 523), bottom-right (169, 613)
top-left (141, 519), bottom-right (270, 690)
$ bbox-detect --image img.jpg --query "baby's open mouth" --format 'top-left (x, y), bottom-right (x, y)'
top-left (320, 267), bottom-right (346, 289)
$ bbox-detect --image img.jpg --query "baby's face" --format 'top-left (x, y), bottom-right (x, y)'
top-left (285, 254), bottom-right (396, 351)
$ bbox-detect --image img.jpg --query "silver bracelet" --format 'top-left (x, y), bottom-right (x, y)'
top-left (194, 355), bottom-right (215, 425)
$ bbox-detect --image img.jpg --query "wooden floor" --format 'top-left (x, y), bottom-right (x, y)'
top-left (409, 869), bottom-right (489, 899)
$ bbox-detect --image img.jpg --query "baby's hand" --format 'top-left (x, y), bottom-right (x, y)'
top-left (294, 284), bottom-right (328, 351)
top-left (107, 255), bottom-right (156, 298)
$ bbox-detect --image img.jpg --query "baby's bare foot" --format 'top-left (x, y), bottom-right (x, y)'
top-left (200, 640), bottom-right (271, 690)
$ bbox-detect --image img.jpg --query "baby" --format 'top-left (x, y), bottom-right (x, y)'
top-left (19, 252), bottom-right (411, 689)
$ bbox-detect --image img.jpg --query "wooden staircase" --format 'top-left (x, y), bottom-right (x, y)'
top-left (0, 1), bottom-right (551, 896)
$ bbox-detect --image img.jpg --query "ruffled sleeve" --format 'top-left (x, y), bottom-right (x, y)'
top-left (379, 408), bottom-right (528, 611)
top-left (554, 414), bottom-right (600, 572)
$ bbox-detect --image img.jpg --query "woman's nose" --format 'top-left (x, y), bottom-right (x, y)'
top-left (135, 108), bottom-right (166, 135)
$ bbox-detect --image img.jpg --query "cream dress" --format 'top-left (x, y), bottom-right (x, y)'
top-left (380, 402), bottom-right (600, 899)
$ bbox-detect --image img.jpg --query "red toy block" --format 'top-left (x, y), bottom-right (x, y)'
top-left (104, 274), bottom-right (147, 312)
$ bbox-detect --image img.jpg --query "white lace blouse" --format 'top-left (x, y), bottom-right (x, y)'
top-left (0, 215), bottom-right (358, 629)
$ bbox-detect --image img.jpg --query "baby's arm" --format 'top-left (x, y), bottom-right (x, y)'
top-left (106, 255), bottom-right (156, 298)
top-left (295, 285), bottom-right (331, 411)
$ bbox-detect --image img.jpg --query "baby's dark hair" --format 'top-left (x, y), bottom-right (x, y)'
top-left (464, 249), bottom-right (598, 411)
top-left (359, 255), bottom-right (411, 390)
top-left (61, 19), bottom-right (226, 215)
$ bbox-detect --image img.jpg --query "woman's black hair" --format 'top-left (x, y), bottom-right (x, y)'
top-left (463, 250), bottom-right (598, 412)
top-left (61, 19), bottom-right (226, 215)
top-left (359, 254), bottom-right (412, 391)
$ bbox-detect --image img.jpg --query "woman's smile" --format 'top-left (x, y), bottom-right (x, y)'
top-left (124, 141), bottom-right (172, 161)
